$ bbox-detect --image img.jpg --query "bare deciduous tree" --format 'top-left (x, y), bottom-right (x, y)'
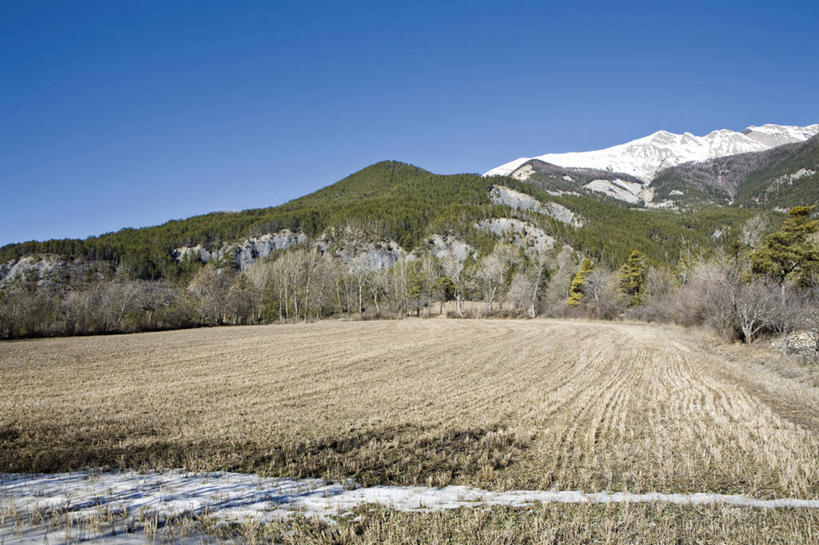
top-left (476, 245), bottom-right (513, 315)
top-left (441, 256), bottom-right (467, 317)
top-left (740, 215), bottom-right (770, 250)
top-left (731, 279), bottom-right (774, 344)
top-left (188, 265), bottom-right (233, 325)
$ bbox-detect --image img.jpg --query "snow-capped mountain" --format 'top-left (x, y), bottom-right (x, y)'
top-left (485, 124), bottom-right (819, 182)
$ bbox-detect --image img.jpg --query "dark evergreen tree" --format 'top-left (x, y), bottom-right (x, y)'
top-left (751, 205), bottom-right (818, 287)
top-left (618, 250), bottom-right (647, 307)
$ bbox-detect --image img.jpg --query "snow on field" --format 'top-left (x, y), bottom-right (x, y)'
top-left (3, 470), bottom-right (818, 527)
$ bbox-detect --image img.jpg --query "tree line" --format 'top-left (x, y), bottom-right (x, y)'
top-left (1, 206), bottom-right (816, 358)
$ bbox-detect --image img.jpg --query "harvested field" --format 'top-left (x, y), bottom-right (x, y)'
top-left (1, 319), bottom-right (818, 542)
top-left (2, 319), bottom-right (817, 496)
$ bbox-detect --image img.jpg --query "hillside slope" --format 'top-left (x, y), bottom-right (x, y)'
top-left (653, 134), bottom-right (819, 208)
top-left (0, 162), bottom-right (498, 281)
top-left (0, 161), bottom-right (777, 288)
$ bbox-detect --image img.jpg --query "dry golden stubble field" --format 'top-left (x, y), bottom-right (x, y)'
top-left (2, 500), bottom-right (817, 545)
top-left (1, 318), bottom-right (817, 500)
top-left (199, 504), bottom-right (819, 545)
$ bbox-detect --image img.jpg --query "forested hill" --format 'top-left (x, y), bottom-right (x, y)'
top-left (0, 162), bottom-right (495, 280)
top-left (0, 160), bottom-right (783, 281)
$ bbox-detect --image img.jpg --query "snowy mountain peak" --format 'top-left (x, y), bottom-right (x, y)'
top-left (484, 123), bottom-right (819, 182)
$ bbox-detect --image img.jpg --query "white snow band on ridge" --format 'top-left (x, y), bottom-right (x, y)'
top-left (2, 470), bottom-right (818, 523)
top-left (484, 123), bottom-right (819, 181)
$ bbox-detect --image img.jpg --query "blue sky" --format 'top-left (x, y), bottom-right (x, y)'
top-left (2, 0), bottom-right (818, 246)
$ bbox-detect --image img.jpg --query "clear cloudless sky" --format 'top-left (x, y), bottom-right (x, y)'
top-left (2, 0), bottom-right (818, 245)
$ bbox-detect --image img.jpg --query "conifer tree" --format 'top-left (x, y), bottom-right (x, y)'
top-left (431, 276), bottom-right (455, 314)
top-left (567, 258), bottom-right (593, 306)
top-left (751, 205), bottom-right (818, 287)
top-left (618, 250), bottom-right (647, 306)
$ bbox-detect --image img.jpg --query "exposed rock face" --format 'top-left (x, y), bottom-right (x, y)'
top-left (489, 186), bottom-right (584, 227)
top-left (787, 168), bottom-right (817, 180)
top-left (475, 218), bottom-right (555, 252)
top-left (173, 230), bottom-right (307, 270)
top-left (768, 168), bottom-right (817, 194)
top-left (1, 256), bottom-right (60, 287)
top-left (230, 231), bottom-right (308, 270)
top-left (173, 226), bottom-right (478, 274)
top-left (0, 259), bottom-right (16, 284)
top-left (3, 218), bottom-right (563, 294)
top-left (542, 202), bottom-right (583, 226)
top-left (510, 163), bottom-right (535, 180)
top-left (0, 255), bottom-right (96, 290)
top-left (328, 239), bottom-right (406, 272)
top-left (350, 246), bottom-right (404, 271)
top-left (424, 234), bottom-right (476, 262)
top-left (583, 179), bottom-right (643, 204)
top-left (313, 225), bottom-right (407, 272)
top-left (172, 245), bottom-right (212, 263)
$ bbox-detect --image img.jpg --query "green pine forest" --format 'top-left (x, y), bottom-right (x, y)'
top-left (0, 161), bottom-right (783, 283)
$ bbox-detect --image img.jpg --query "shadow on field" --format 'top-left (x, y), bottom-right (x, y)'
top-left (1, 423), bottom-right (530, 487)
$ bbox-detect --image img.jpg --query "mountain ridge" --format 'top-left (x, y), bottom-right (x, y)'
top-left (485, 123), bottom-right (819, 182)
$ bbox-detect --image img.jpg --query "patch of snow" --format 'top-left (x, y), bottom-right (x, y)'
top-left (484, 157), bottom-right (532, 178)
top-left (484, 123), bottom-right (819, 182)
top-left (2, 470), bottom-right (817, 531)
top-left (669, 190), bottom-right (684, 196)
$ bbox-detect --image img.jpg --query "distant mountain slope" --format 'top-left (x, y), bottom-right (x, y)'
top-left (650, 144), bottom-right (800, 206)
top-left (498, 159), bottom-right (652, 205)
top-left (485, 123), bottom-right (819, 182)
top-left (734, 134), bottom-right (819, 208)
top-left (653, 134), bottom-right (819, 208)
